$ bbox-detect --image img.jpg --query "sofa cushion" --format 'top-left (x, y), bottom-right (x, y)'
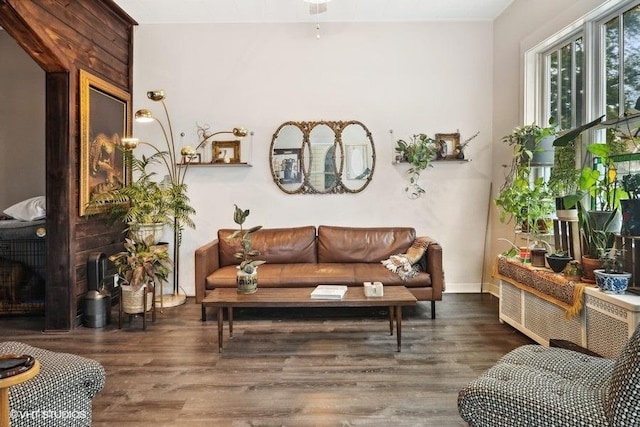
top-left (605, 324), bottom-right (640, 423)
top-left (218, 226), bottom-right (317, 267)
top-left (206, 263), bottom-right (431, 289)
top-left (317, 225), bottom-right (416, 263)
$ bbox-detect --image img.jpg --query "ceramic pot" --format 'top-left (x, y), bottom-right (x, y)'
top-left (593, 269), bottom-right (631, 294)
top-left (555, 197), bottom-right (578, 221)
top-left (523, 135), bottom-right (555, 166)
top-left (546, 254), bottom-right (572, 273)
top-left (237, 268), bottom-right (258, 294)
top-left (581, 256), bottom-right (603, 284)
top-left (121, 284), bottom-right (154, 314)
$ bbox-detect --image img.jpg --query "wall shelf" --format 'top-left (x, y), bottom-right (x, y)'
top-left (177, 162), bottom-right (252, 167)
top-left (392, 159), bottom-right (471, 165)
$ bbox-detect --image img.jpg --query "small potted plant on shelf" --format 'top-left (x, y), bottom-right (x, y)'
top-left (227, 204), bottom-right (265, 294)
top-left (593, 248), bottom-right (632, 294)
top-left (395, 133), bottom-right (439, 198)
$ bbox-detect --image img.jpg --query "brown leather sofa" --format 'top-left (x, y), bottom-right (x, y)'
top-left (195, 225), bottom-right (444, 318)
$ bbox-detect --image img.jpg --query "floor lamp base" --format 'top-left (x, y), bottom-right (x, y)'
top-left (156, 293), bottom-right (186, 308)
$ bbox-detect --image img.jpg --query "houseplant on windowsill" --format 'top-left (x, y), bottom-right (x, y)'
top-left (227, 204), bottom-right (265, 294)
top-left (494, 157), bottom-right (554, 235)
top-left (395, 133), bottom-right (439, 199)
top-left (109, 234), bottom-right (172, 313)
top-left (593, 248), bottom-right (631, 294)
top-left (577, 201), bottom-right (617, 283)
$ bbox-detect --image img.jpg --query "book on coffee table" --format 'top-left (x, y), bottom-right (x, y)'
top-left (310, 285), bottom-right (348, 300)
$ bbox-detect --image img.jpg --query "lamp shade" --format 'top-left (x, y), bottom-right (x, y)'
top-left (135, 109), bottom-right (155, 123)
top-left (146, 90), bottom-right (165, 101)
top-left (233, 128), bottom-right (248, 137)
top-left (121, 137), bottom-right (139, 151)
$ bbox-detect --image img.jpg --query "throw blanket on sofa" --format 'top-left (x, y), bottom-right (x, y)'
top-left (382, 237), bottom-right (430, 280)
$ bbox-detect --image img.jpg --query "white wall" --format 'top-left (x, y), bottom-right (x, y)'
top-left (0, 31), bottom-right (45, 211)
top-left (488, 0), bottom-right (625, 294)
top-left (131, 22), bottom-right (494, 297)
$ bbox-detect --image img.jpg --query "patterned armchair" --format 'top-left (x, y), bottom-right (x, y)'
top-left (2, 342), bottom-right (105, 427)
top-left (458, 325), bottom-right (640, 426)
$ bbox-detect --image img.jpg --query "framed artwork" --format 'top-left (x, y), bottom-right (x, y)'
top-left (435, 132), bottom-right (460, 160)
top-left (79, 70), bottom-right (131, 216)
top-left (273, 148), bottom-right (302, 184)
top-left (345, 144), bottom-right (369, 180)
top-left (212, 140), bottom-right (241, 163)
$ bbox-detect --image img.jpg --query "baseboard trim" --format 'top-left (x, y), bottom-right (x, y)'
top-left (444, 283), bottom-right (482, 293)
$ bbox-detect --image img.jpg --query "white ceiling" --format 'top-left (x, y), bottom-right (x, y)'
top-left (112, 0), bottom-right (515, 24)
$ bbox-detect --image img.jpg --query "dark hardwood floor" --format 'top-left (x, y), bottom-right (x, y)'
top-left (0, 293), bottom-right (532, 426)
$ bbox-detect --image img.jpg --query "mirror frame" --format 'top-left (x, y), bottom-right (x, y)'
top-left (269, 120), bottom-right (375, 194)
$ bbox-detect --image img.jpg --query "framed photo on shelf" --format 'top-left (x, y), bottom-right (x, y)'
top-left (212, 140), bottom-right (241, 163)
top-left (435, 132), bottom-right (460, 160)
top-left (79, 70), bottom-right (131, 216)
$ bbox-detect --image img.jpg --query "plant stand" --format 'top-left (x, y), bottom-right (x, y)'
top-left (119, 283), bottom-right (156, 330)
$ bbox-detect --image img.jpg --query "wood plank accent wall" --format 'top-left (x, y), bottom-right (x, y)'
top-left (0, 0), bottom-right (136, 331)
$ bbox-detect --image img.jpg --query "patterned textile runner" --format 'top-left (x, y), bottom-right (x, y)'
top-left (494, 256), bottom-right (594, 320)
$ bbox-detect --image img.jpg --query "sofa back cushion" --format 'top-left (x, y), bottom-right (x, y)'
top-left (218, 226), bottom-right (317, 267)
top-left (317, 225), bottom-right (416, 263)
top-left (605, 323), bottom-right (640, 424)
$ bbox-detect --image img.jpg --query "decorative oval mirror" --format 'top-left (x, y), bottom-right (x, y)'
top-left (340, 121), bottom-right (375, 193)
top-left (269, 122), bottom-right (305, 194)
top-left (269, 120), bottom-right (376, 194)
top-left (308, 122), bottom-right (338, 193)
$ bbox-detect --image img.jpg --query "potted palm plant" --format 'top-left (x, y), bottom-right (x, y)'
top-left (227, 204), bottom-right (265, 294)
top-left (85, 151), bottom-right (195, 242)
top-left (577, 201), bottom-right (617, 283)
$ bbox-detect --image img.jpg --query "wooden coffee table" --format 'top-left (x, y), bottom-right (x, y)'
top-left (201, 286), bottom-right (417, 353)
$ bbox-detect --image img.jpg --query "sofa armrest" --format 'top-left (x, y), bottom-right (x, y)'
top-left (194, 238), bottom-right (220, 303)
top-left (420, 236), bottom-right (444, 298)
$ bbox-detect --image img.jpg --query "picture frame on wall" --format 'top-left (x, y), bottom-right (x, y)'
top-left (79, 70), bottom-right (131, 216)
top-left (212, 140), bottom-right (241, 163)
top-left (435, 132), bottom-right (460, 160)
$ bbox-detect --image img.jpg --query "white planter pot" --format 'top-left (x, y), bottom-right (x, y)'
top-left (237, 268), bottom-right (258, 294)
top-left (129, 223), bottom-right (165, 244)
top-left (121, 284), bottom-right (154, 314)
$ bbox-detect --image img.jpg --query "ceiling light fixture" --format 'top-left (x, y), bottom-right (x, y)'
top-left (304, 0), bottom-right (331, 39)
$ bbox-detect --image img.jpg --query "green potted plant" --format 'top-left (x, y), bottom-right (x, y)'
top-left (501, 123), bottom-right (557, 166)
top-left (593, 248), bottom-right (632, 294)
top-left (548, 142), bottom-right (580, 220)
top-left (86, 151), bottom-right (195, 242)
top-left (395, 133), bottom-right (439, 198)
top-left (109, 234), bottom-right (172, 314)
top-left (495, 161), bottom-right (554, 235)
top-left (227, 204), bottom-right (265, 294)
top-left (576, 201), bottom-right (617, 283)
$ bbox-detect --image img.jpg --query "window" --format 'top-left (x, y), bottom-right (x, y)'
top-left (545, 36), bottom-right (585, 131)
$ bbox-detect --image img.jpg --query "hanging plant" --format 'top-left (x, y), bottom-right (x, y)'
top-left (395, 133), bottom-right (438, 199)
